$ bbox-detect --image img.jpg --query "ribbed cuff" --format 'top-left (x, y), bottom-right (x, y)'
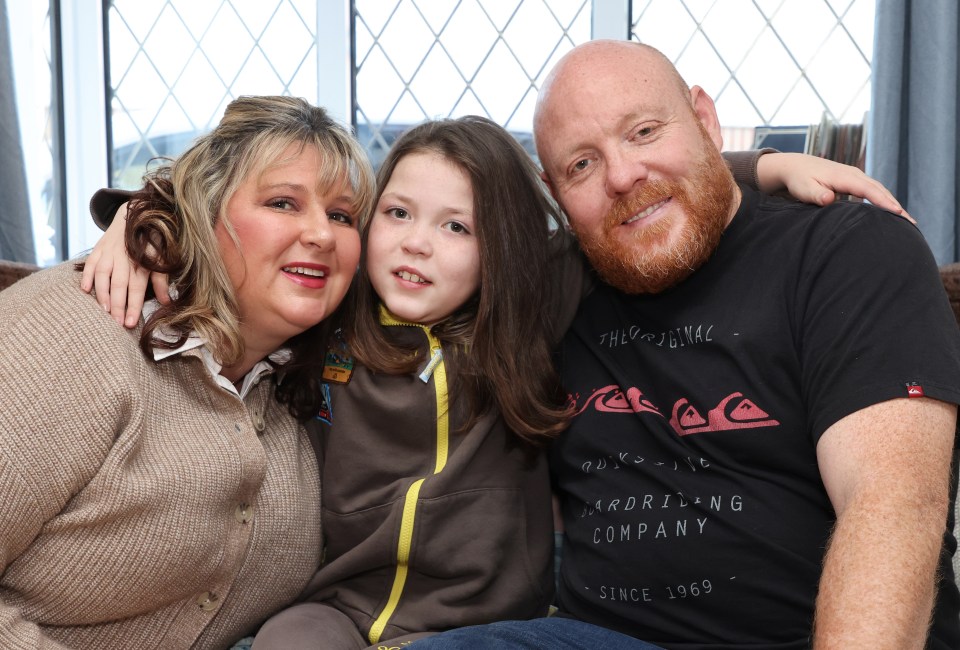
top-left (724, 147), bottom-right (779, 191)
top-left (89, 188), bottom-right (137, 231)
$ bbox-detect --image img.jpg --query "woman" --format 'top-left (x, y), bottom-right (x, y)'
top-left (0, 95), bottom-right (374, 649)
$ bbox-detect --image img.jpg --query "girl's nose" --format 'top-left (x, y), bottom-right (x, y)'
top-left (401, 224), bottom-right (432, 256)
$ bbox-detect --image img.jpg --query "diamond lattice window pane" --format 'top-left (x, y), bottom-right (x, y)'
top-left (354, 0), bottom-right (591, 165)
top-left (258, 3), bottom-right (315, 85)
top-left (631, 0), bottom-right (875, 133)
top-left (442, 3), bottom-right (499, 81)
top-left (170, 53), bottom-right (229, 128)
top-left (408, 50), bottom-right (471, 118)
top-left (106, 0), bottom-right (876, 187)
top-left (416, 0), bottom-right (461, 34)
top-left (699, 1), bottom-right (767, 74)
top-left (375, 3), bottom-right (435, 82)
top-left (169, 0), bottom-right (220, 39)
top-left (108, 0), bottom-right (326, 188)
top-left (143, 6), bottom-right (194, 88)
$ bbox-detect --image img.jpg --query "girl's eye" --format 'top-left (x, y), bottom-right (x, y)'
top-left (386, 207), bottom-right (409, 219)
top-left (329, 211), bottom-right (354, 226)
top-left (443, 221), bottom-right (471, 235)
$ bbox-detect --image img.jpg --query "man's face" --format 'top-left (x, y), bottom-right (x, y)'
top-left (571, 132), bottom-right (734, 294)
top-left (535, 43), bottom-right (738, 294)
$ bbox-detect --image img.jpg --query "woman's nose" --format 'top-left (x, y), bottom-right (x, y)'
top-left (301, 213), bottom-right (336, 250)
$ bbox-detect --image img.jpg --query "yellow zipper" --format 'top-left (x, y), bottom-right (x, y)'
top-left (368, 308), bottom-right (450, 643)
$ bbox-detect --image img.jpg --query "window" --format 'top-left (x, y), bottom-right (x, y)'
top-left (7, 1), bottom-right (59, 265)
top-left (8, 0), bottom-right (876, 263)
top-left (631, 0), bottom-right (875, 151)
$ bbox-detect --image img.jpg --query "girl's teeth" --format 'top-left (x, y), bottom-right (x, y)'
top-left (398, 271), bottom-right (426, 283)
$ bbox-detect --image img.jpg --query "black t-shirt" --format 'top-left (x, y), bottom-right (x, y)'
top-left (552, 187), bottom-right (960, 649)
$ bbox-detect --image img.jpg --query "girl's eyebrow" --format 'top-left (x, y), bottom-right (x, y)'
top-left (379, 190), bottom-right (473, 217)
top-left (378, 190), bottom-right (412, 203)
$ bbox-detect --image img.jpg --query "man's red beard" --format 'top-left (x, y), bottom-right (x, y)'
top-left (572, 144), bottom-right (736, 295)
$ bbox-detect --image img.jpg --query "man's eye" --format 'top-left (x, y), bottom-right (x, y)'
top-left (634, 126), bottom-right (654, 139)
top-left (573, 159), bottom-right (590, 171)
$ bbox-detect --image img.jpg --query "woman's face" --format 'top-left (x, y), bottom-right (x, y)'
top-left (215, 143), bottom-right (361, 351)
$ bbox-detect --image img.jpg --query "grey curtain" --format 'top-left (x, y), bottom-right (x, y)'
top-left (0, 0), bottom-right (35, 263)
top-left (868, 0), bottom-right (959, 265)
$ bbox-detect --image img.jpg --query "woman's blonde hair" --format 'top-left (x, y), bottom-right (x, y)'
top-left (125, 96), bottom-right (374, 395)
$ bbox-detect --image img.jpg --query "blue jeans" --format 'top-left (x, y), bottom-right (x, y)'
top-left (407, 617), bottom-right (663, 649)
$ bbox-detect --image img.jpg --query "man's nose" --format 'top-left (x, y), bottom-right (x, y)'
top-left (604, 149), bottom-right (649, 197)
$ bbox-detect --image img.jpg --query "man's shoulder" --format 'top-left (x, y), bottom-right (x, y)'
top-left (753, 190), bottom-right (915, 235)
top-left (745, 190), bottom-right (927, 261)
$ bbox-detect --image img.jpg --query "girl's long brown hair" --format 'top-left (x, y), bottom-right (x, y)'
top-left (347, 116), bottom-right (570, 445)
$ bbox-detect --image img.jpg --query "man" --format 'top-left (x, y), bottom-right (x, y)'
top-left (413, 40), bottom-right (960, 649)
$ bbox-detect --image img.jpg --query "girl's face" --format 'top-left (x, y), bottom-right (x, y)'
top-left (367, 151), bottom-right (480, 325)
top-left (215, 143), bottom-right (361, 352)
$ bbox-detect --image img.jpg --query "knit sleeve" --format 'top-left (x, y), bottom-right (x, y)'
top-left (0, 467), bottom-right (73, 649)
top-left (722, 148), bottom-right (778, 191)
top-left (0, 265), bottom-right (130, 647)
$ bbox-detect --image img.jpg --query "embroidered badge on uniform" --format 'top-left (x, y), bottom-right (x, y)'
top-left (906, 382), bottom-right (925, 398)
top-left (315, 382), bottom-right (333, 425)
top-left (322, 332), bottom-right (354, 384)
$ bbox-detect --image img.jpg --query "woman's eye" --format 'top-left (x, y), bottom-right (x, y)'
top-left (269, 198), bottom-right (295, 210)
top-left (329, 211), bottom-right (354, 226)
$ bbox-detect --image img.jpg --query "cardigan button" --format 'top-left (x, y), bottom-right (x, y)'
top-left (252, 412), bottom-right (265, 432)
top-left (196, 591), bottom-right (219, 611)
top-left (235, 503), bottom-right (254, 524)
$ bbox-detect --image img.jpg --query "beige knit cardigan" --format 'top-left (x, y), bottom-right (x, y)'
top-left (0, 263), bottom-right (321, 649)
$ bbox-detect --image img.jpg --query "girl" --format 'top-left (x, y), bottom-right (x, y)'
top-left (254, 116), bottom-right (579, 649)
top-left (84, 118), bottom-right (904, 650)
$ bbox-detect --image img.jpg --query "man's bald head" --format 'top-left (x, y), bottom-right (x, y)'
top-left (531, 39), bottom-right (737, 295)
top-left (534, 40), bottom-right (692, 160)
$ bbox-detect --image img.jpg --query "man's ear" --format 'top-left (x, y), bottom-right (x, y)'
top-left (689, 85), bottom-right (724, 151)
top-left (540, 169), bottom-right (559, 202)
